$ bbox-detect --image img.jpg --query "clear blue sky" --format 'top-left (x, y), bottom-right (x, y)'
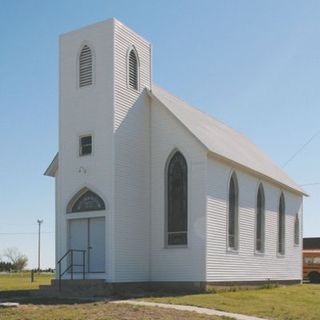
top-left (1, 0), bottom-right (319, 268)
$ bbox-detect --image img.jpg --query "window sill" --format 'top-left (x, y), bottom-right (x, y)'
top-left (226, 248), bottom-right (239, 255)
top-left (79, 83), bottom-right (94, 90)
top-left (254, 251), bottom-right (265, 257)
top-left (127, 85), bottom-right (140, 93)
top-left (164, 245), bottom-right (188, 249)
top-left (79, 152), bottom-right (93, 157)
top-left (277, 253), bottom-right (285, 258)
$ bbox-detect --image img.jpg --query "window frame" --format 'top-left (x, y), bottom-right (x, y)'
top-left (79, 134), bottom-right (93, 157)
top-left (77, 43), bottom-right (95, 89)
top-left (294, 213), bottom-right (300, 246)
top-left (165, 150), bottom-right (188, 248)
top-left (66, 187), bottom-right (106, 213)
top-left (126, 46), bottom-right (140, 92)
top-left (277, 192), bottom-right (286, 256)
top-left (227, 172), bottom-right (239, 252)
top-left (255, 183), bottom-right (265, 254)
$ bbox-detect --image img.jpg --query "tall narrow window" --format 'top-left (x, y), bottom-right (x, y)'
top-left (79, 45), bottom-right (93, 87)
top-left (228, 173), bottom-right (239, 250)
top-left (278, 193), bottom-right (285, 255)
top-left (256, 184), bottom-right (265, 253)
top-left (166, 151), bottom-right (188, 246)
top-left (128, 48), bottom-right (138, 90)
top-left (294, 214), bottom-right (300, 245)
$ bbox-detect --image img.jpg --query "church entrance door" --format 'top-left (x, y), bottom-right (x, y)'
top-left (68, 217), bottom-right (105, 273)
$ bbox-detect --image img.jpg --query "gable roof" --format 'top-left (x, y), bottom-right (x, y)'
top-left (150, 85), bottom-right (306, 196)
top-left (44, 153), bottom-right (58, 177)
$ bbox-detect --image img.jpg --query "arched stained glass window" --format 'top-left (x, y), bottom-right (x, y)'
top-left (278, 193), bottom-right (285, 254)
top-left (256, 184), bottom-right (265, 252)
top-left (67, 188), bottom-right (105, 213)
top-left (294, 213), bottom-right (300, 245)
top-left (228, 173), bottom-right (239, 250)
top-left (166, 151), bottom-right (188, 246)
top-left (128, 48), bottom-right (139, 90)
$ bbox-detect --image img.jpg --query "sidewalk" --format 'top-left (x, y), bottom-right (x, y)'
top-left (112, 300), bottom-right (268, 320)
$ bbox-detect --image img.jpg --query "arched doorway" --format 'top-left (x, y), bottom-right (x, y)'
top-left (67, 188), bottom-right (106, 273)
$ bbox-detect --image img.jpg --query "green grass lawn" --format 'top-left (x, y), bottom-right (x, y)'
top-left (0, 298), bottom-right (230, 320)
top-left (0, 273), bottom-right (228, 320)
top-left (1, 273), bottom-right (319, 320)
top-left (143, 284), bottom-right (320, 320)
top-left (0, 272), bottom-right (54, 291)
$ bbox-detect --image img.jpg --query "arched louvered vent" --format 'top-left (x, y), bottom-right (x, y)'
top-left (79, 45), bottom-right (93, 87)
top-left (128, 49), bottom-right (138, 90)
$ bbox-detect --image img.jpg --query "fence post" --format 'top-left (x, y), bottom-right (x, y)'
top-left (31, 269), bottom-right (34, 283)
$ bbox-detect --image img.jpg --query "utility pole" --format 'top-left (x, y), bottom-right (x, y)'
top-left (37, 219), bottom-right (43, 271)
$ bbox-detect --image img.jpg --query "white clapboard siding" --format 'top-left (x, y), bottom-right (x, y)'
top-left (150, 97), bottom-right (207, 282)
top-left (206, 157), bottom-right (303, 282)
top-left (113, 20), bottom-right (152, 282)
top-left (58, 19), bottom-right (115, 279)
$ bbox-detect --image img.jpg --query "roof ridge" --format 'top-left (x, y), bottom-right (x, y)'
top-left (151, 84), bottom-right (306, 196)
top-left (152, 84), bottom-right (260, 146)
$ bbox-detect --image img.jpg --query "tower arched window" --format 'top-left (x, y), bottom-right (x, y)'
top-left (79, 45), bottom-right (93, 87)
top-left (128, 48), bottom-right (139, 90)
top-left (256, 184), bottom-right (265, 253)
top-left (278, 193), bottom-right (285, 254)
top-left (166, 151), bottom-right (188, 246)
top-left (294, 213), bottom-right (300, 245)
top-left (228, 173), bottom-right (239, 250)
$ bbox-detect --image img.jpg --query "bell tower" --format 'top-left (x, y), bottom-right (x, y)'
top-left (58, 18), bottom-right (152, 281)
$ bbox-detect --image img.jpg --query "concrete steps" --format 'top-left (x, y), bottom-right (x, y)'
top-left (36, 279), bottom-right (113, 298)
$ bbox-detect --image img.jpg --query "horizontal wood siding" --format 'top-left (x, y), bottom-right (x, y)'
top-left (206, 157), bottom-right (303, 282)
top-left (150, 98), bottom-right (207, 281)
top-left (58, 20), bottom-right (115, 279)
top-left (113, 20), bottom-right (151, 282)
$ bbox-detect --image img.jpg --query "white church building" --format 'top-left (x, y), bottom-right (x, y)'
top-left (45, 18), bottom-right (305, 289)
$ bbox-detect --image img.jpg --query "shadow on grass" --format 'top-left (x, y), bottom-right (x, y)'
top-left (0, 283), bottom-right (290, 306)
top-left (0, 293), bottom-right (106, 306)
top-left (0, 289), bottom-right (197, 306)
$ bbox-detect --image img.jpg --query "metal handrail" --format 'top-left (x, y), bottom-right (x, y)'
top-left (57, 249), bottom-right (86, 291)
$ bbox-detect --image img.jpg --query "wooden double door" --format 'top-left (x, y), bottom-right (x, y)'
top-left (68, 217), bottom-right (105, 273)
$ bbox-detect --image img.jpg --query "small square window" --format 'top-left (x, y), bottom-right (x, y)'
top-left (79, 135), bottom-right (92, 156)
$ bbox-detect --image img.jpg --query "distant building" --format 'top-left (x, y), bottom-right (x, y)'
top-left (45, 18), bottom-right (305, 290)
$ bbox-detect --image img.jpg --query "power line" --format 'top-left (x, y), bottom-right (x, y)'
top-left (299, 182), bottom-right (320, 187)
top-left (0, 231), bottom-right (54, 235)
top-left (0, 223), bottom-right (54, 227)
top-left (282, 129), bottom-right (320, 168)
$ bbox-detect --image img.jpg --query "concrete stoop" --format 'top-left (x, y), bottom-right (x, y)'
top-left (37, 279), bottom-right (113, 298)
